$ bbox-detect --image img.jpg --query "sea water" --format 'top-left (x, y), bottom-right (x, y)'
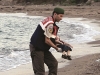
top-left (0, 13), bottom-right (100, 71)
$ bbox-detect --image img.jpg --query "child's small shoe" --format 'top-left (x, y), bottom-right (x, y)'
top-left (62, 54), bottom-right (67, 59)
top-left (67, 55), bottom-right (72, 60)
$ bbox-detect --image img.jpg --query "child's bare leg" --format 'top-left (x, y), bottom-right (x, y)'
top-left (62, 51), bottom-right (67, 59)
top-left (62, 51), bottom-right (67, 55)
top-left (67, 50), bottom-right (72, 60)
top-left (67, 50), bottom-right (70, 56)
top-left (62, 50), bottom-right (72, 60)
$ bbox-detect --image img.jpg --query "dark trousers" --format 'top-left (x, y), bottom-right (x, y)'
top-left (29, 44), bottom-right (58, 75)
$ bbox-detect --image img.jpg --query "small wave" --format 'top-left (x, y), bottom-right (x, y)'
top-left (0, 50), bottom-right (31, 71)
top-left (96, 59), bottom-right (100, 62)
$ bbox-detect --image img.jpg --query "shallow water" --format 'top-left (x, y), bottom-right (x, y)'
top-left (0, 13), bottom-right (99, 71)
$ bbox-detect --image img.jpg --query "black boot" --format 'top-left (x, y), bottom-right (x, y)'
top-left (62, 54), bottom-right (68, 59)
top-left (67, 55), bottom-right (72, 60)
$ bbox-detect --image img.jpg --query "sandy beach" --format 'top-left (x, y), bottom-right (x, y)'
top-left (0, 1), bottom-right (100, 75)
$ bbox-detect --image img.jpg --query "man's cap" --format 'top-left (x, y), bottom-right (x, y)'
top-left (53, 7), bottom-right (64, 14)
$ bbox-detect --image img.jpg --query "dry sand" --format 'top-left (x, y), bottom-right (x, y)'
top-left (0, 3), bottom-right (100, 75)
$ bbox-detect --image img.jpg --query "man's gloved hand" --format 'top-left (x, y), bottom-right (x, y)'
top-left (57, 48), bottom-right (62, 52)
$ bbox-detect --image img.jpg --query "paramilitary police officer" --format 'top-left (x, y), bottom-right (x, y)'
top-left (29, 7), bottom-right (64, 75)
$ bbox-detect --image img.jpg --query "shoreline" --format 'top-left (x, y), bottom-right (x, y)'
top-left (0, 5), bottom-right (100, 19)
top-left (0, 4), bottom-right (100, 75)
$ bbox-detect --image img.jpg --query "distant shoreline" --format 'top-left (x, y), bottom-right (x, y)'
top-left (0, 5), bottom-right (100, 19)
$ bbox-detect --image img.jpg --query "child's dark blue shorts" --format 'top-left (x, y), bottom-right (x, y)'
top-left (57, 44), bottom-right (72, 52)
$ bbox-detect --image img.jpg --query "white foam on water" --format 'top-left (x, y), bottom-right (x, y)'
top-left (96, 59), bottom-right (100, 62)
top-left (62, 18), bottom-right (100, 43)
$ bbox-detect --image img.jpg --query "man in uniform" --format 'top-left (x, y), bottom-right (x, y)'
top-left (29, 7), bottom-right (64, 75)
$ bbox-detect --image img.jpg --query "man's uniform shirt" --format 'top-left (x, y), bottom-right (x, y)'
top-left (30, 16), bottom-right (59, 51)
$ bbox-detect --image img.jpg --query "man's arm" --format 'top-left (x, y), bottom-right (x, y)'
top-left (45, 36), bottom-right (58, 50)
top-left (44, 24), bottom-right (57, 48)
top-left (45, 37), bottom-right (62, 52)
top-left (44, 24), bottom-right (62, 52)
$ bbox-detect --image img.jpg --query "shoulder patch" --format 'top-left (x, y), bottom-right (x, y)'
top-left (48, 26), bottom-right (53, 33)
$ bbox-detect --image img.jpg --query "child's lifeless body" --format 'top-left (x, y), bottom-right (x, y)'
top-left (55, 36), bottom-right (73, 60)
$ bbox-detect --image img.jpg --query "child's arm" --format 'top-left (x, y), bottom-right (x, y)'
top-left (55, 39), bottom-right (63, 45)
top-left (55, 36), bottom-right (73, 48)
top-left (55, 36), bottom-right (63, 45)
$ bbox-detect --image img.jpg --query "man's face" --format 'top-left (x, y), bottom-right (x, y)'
top-left (55, 13), bottom-right (64, 22)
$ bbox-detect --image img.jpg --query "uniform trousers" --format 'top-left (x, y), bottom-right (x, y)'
top-left (29, 44), bottom-right (58, 75)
